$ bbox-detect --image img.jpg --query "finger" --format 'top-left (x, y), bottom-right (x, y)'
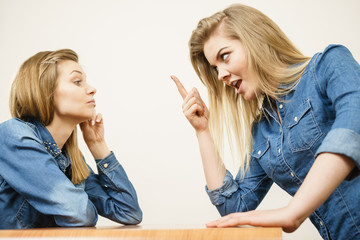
top-left (183, 87), bottom-right (199, 104)
top-left (206, 219), bottom-right (221, 228)
top-left (193, 88), bottom-right (205, 103)
top-left (184, 104), bottom-right (204, 118)
top-left (216, 213), bottom-right (246, 228)
top-left (183, 96), bottom-right (203, 114)
top-left (216, 217), bottom-right (240, 228)
top-left (91, 109), bottom-right (97, 126)
top-left (170, 75), bottom-right (188, 99)
top-left (95, 113), bottom-right (103, 123)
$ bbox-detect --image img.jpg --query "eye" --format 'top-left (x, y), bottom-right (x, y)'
top-left (220, 53), bottom-right (229, 61)
top-left (74, 80), bottom-right (82, 85)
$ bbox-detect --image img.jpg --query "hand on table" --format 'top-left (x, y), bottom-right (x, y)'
top-left (206, 207), bottom-right (302, 233)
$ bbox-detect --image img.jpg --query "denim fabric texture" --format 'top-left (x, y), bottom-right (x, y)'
top-left (0, 118), bottom-right (142, 229)
top-left (206, 45), bottom-right (360, 240)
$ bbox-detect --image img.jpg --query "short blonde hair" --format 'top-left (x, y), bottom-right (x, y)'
top-left (189, 4), bottom-right (310, 177)
top-left (10, 49), bottom-right (90, 185)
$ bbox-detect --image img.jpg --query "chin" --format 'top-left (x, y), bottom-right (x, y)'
top-left (76, 114), bottom-right (93, 123)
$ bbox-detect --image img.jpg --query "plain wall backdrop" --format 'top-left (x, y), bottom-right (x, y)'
top-left (1, 1), bottom-right (359, 239)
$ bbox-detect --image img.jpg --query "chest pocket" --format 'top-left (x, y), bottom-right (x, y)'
top-left (286, 99), bottom-right (322, 152)
top-left (250, 140), bottom-right (270, 160)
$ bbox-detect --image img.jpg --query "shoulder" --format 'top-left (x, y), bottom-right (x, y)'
top-left (312, 44), bottom-right (357, 69)
top-left (0, 118), bottom-right (41, 144)
top-left (307, 45), bottom-right (360, 90)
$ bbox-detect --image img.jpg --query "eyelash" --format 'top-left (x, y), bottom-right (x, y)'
top-left (220, 53), bottom-right (229, 61)
top-left (211, 52), bottom-right (230, 72)
top-left (74, 80), bottom-right (82, 85)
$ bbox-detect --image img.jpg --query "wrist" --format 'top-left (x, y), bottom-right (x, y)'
top-left (196, 127), bottom-right (210, 138)
top-left (281, 202), bottom-right (308, 233)
top-left (88, 141), bottom-right (111, 159)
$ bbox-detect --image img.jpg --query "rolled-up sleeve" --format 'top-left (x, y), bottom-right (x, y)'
top-left (316, 128), bottom-right (360, 168)
top-left (205, 170), bottom-right (239, 206)
top-left (314, 45), bottom-right (360, 167)
top-left (205, 155), bottom-right (273, 217)
top-left (206, 170), bottom-right (239, 206)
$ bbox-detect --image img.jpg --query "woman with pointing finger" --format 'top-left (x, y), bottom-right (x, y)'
top-left (172, 4), bottom-right (360, 239)
top-left (0, 49), bottom-right (142, 229)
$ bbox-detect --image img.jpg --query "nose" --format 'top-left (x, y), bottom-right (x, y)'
top-left (87, 83), bottom-right (96, 95)
top-left (217, 67), bottom-right (230, 83)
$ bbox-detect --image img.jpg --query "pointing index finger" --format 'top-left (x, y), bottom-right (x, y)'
top-left (171, 75), bottom-right (188, 99)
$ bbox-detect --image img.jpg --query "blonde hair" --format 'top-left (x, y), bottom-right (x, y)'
top-left (189, 4), bottom-right (311, 177)
top-left (10, 49), bottom-right (90, 185)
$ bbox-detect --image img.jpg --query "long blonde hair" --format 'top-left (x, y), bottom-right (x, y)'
top-left (10, 49), bottom-right (90, 185)
top-left (189, 4), bottom-right (311, 177)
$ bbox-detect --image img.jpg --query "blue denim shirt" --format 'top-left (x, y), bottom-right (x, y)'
top-left (0, 118), bottom-right (142, 229)
top-left (206, 45), bottom-right (360, 240)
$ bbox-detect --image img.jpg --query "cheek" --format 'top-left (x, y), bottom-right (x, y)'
top-left (231, 58), bottom-right (248, 76)
top-left (54, 92), bottom-right (81, 112)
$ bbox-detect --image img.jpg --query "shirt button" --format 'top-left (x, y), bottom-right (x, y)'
top-left (290, 172), bottom-right (295, 177)
top-left (279, 104), bottom-right (283, 109)
top-left (104, 163), bottom-right (109, 168)
top-left (319, 221), bottom-right (324, 226)
top-left (294, 116), bottom-right (298, 122)
top-left (278, 149), bottom-right (281, 154)
top-left (257, 150), bottom-right (262, 155)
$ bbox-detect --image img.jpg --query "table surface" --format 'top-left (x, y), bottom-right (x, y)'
top-left (0, 224), bottom-right (282, 240)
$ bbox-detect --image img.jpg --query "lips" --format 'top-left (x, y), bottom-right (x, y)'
top-left (230, 80), bottom-right (242, 94)
top-left (87, 100), bottom-right (96, 106)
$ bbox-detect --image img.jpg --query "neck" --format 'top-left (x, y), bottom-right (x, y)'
top-left (46, 117), bottom-right (77, 149)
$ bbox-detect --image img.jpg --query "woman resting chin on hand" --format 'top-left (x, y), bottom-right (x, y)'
top-left (0, 49), bottom-right (142, 229)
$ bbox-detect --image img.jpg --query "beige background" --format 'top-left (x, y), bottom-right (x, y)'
top-left (1, 0), bottom-right (359, 239)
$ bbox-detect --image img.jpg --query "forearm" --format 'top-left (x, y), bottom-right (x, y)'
top-left (196, 129), bottom-right (226, 190)
top-left (88, 141), bottom-right (111, 159)
top-left (287, 152), bottom-right (355, 227)
top-left (86, 153), bottom-right (142, 225)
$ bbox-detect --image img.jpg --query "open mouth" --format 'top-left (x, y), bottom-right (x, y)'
top-left (231, 80), bottom-right (242, 93)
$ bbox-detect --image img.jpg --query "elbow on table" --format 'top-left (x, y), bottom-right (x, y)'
top-left (55, 205), bottom-right (98, 227)
top-left (122, 208), bottom-right (143, 225)
top-left (55, 213), bottom-right (98, 227)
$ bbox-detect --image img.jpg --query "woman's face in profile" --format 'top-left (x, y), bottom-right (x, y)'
top-left (53, 60), bottom-right (97, 124)
top-left (203, 27), bottom-right (261, 101)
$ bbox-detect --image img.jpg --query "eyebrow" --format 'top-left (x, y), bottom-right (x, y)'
top-left (69, 70), bottom-right (83, 75)
top-left (216, 47), bottom-right (228, 60)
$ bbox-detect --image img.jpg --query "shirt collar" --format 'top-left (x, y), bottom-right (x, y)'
top-left (30, 118), bottom-right (63, 158)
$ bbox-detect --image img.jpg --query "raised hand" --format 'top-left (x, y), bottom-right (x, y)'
top-left (80, 112), bottom-right (110, 159)
top-left (171, 75), bottom-right (209, 133)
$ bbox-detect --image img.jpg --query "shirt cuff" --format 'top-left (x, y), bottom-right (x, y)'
top-left (95, 151), bottom-right (119, 174)
top-left (205, 170), bottom-right (239, 206)
top-left (316, 128), bottom-right (360, 168)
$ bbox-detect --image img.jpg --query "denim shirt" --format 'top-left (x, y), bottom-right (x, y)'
top-left (206, 45), bottom-right (360, 240)
top-left (0, 118), bottom-right (142, 229)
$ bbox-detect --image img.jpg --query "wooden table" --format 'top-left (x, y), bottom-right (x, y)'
top-left (0, 225), bottom-right (282, 239)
